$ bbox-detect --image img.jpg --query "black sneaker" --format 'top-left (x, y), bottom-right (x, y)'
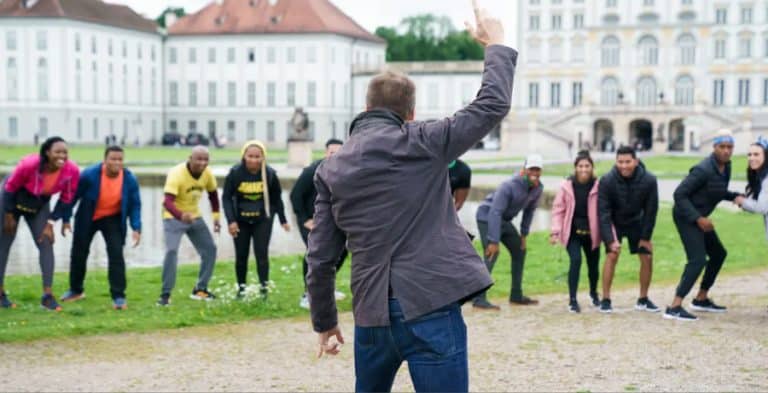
top-left (236, 284), bottom-right (246, 299)
top-left (472, 298), bottom-right (500, 310)
top-left (156, 293), bottom-right (171, 306)
top-left (635, 297), bottom-right (661, 313)
top-left (590, 292), bottom-right (600, 307)
top-left (190, 288), bottom-right (216, 301)
top-left (690, 298), bottom-right (727, 313)
top-left (259, 285), bottom-right (269, 301)
top-left (0, 291), bottom-right (16, 309)
top-left (599, 298), bottom-right (612, 313)
top-left (569, 300), bottom-right (581, 313)
top-left (663, 306), bottom-right (698, 321)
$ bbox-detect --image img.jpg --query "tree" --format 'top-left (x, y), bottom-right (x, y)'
top-left (375, 14), bottom-right (484, 61)
top-left (155, 7), bottom-right (186, 29)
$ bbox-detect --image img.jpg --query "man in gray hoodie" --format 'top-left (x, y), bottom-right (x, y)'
top-left (305, 1), bottom-right (515, 391)
top-left (474, 154), bottom-right (544, 310)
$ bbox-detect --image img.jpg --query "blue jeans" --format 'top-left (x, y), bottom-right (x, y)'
top-left (354, 299), bottom-right (468, 393)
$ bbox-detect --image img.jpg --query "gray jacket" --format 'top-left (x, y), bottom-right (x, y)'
top-left (306, 45), bottom-right (517, 331)
top-left (742, 175), bottom-right (768, 241)
top-left (476, 174), bottom-right (543, 242)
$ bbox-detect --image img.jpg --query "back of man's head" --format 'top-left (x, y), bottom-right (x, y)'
top-left (366, 71), bottom-right (416, 121)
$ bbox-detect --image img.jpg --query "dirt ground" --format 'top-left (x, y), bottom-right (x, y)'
top-left (1, 270), bottom-right (767, 392)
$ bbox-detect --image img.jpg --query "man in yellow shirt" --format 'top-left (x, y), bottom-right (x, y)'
top-left (158, 146), bottom-right (221, 306)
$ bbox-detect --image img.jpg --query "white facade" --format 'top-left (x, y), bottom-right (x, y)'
top-left (0, 18), bottom-right (163, 145)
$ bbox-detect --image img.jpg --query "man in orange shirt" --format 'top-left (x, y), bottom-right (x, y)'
top-left (61, 146), bottom-right (142, 310)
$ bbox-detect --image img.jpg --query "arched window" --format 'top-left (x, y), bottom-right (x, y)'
top-left (674, 75), bottom-right (695, 105)
top-left (636, 76), bottom-right (657, 106)
top-left (601, 35), bottom-right (620, 66)
top-left (601, 76), bottom-right (620, 105)
top-left (677, 33), bottom-right (696, 65)
top-left (638, 35), bottom-right (659, 65)
top-left (528, 39), bottom-right (542, 63)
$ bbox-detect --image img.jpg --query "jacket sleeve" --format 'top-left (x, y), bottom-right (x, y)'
top-left (290, 166), bottom-right (314, 225)
top-left (521, 188), bottom-right (542, 237)
top-left (673, 166), bottom-right (707, 224)
top-left (128, 173), bottom-right (142, 232)
top-left (550, 183), bottom-right (567, 237)
top-left (486, 181), bottom-right (513, 243)
top-left (641, 178), bottom-right (659, 240)
top-left (422, 45), bottom-right (517, 164)
top-left (270, 171), bottom-right (287, 225)
top-left (598, 178), bottom-right (615, 244)
top-left (742, 177), bottom-right (768, 215)
top-left (306, 171), bottom-right (347, 333)
top-left (222, 169), bottom-right (236, 224)
top-left (51, 167), bottom-right (80, 223)
top-left (2, 160), bottom-right (33, 213)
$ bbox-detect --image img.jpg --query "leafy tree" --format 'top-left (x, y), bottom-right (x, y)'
top-left (375, 14), bottom-right (484, 61)
top-left (155, 7), bottom-right (186, 29)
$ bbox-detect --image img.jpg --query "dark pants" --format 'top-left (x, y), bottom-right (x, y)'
top-left (0, 189), bottom-right (54, 288)
top-left (69, 214), bottom-right (126, 299)
top-left (673, 215), bottom-right (727, 299)
top-left (566, 233), bottom-right (600, 301)
top-left (354, 299), bottom-right (468, 393)
top-left (299, 224), bottom-right (346, 289)
top-left (234, 218), bottom-right (274, 286)
top-left (476, 220), bottom-right (526, 301)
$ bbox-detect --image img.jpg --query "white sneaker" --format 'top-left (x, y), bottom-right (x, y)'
top-left (334, 290), bottom-right (346, 301)
top-left (299, 294), bottom-right (310, 309)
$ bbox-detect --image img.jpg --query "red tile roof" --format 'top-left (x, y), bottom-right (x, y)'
top-left (0, 0), bottom-right (158, 34)
top-left (168, 0), bottom-right (384, 43)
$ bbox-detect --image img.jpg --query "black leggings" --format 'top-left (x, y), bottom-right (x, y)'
top-left (566, 233), bottom-right (600, 301)
top-left (234, 218), bottom-right (274, 286)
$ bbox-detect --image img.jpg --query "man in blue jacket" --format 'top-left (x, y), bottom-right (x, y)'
top-left (61, 146), bottom-right (141, 310)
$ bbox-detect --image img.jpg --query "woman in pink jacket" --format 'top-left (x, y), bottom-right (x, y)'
top-left (550, 151), bottom-right (601, 313)
top-left (0, 137), bottom-right (80, 311)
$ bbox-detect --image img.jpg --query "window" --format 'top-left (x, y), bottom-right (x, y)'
top-left (137, 70), bottom-right (145, 104)
top-left (36, 31), bottom-right (47, 50)
top-left (552, 14), bottom-right (562, 30)
top-left (307, 47), bottom-right (317, 63)
top-left (7, 58), bottom-right (18, 101)
top-left (572, 39), bottom-right (585, 62)
top-left (39, 117), bottom-right (48, 138)
top-left (738, 78), bottom-right (751, 106)
top-left (331, 121), bottom-right (337, 139)
top-left (552, 0), bottom-right (562, 4)
top-left (169, 81), bottom-right (178, 106)
top-left (529, 15), bottom-right (540, 31)
top-left (228, 47), bottom-right (236, 63)
top-left (741, 6), bottom-right (753, 23)
top-left (169, 47), bottom-right (178, 64)
top-left (75, 60), bottom-right (81, 101)
top-left (606, 0), bottom-right (617, 7)
top-left (151, 45), bottom-right (156, 61)
top-left (93, 118), bottom-right (99, 140)
top-left (636, 77), bottom-right (657, 106)
top-left (643, 0), bottom-right (654, 5)
top-left (528, 83), bottom-right (539, 107)
top-left (37, 58), bottom-right (48, 101)
top-left (247, 120), bottom-right (255, 139)
top-left (715, 8), bottom-right (727, 24)
top-left (122, 41), bottom-right (127, 58)
top-left (678, 34), bottom-right (696, 65)
top-left (715, 38), bottom-right (727, 59)
top-left (108, 64), bottom-right (114, 103)
top-left (601, 36), bottom-right (620, 66)
top-left (8, 117), bottom-right (18, 139)
top-left (151, 69), bottom-right (157, 105)
top-left (572, 82), bottom-right (583, 106)
top-left (530, 0), bottom-right (540, 4)
top-left (137, 43), bottom-right (142, 59)
top-left (189, 82), bottom-right (198, 106)
top-left (189, 48), bottom-right (197, 63)
top-left (267, 120), bottom-right (275, 142)
top-left (331, 47), bottom-right (337, 64)
top-left (601, 77), bottom-right (620, 105)
top-left (765, 37), bottom-right (768, 57)
top-left (331, 81), bottom-right (336, 107)
top-left (208, 121), bottom-right (216, 137)
top-left (267, 82), bottom-right (276, 107)
top-left (674, 75), bottom-right (694, 105)
top-left (248, 82), bottom-right (256, 106)
top-left (108, 39), bottom-right (113, 56)
top-left (682, 0), bottom-right (692, 4)
top-left (267, 47), bottom-right (276, 64)
top-left (74, 33), bottom-right (80, 52)
top-left (169, 120), bottom-right (178, 134)
top-left (308, 82), bottom-right (317, 107)
top-left (287, 47), bottom-right (296, 63)
top-left (528, 41), bottom-right (541, 63)
top-left (208, 47), bottom-right (216, 63)
top-left (228, 82), bottom-right (236, 106)
top-left (208, 82), bottom-right (217, 106)
top-left (227, 121), bottom-right (236, 141)
top-left (550, 82), bottom-right (561, 108)
top-left (5, 31), bottom-right (16, 51)
top-left (550, 40), bottom-right (562, 62)
top-left (92, 62), bottom-right (98, 103)
top-left (122, 65), bottom-right (128, 104)
top-left (189, 120), bottom-right (198, 133)
top-left (344, 82), bottom-right (349, 107)
top-left (739, 37), bottom-right (752, 58)
top-left (74, 118), bottom-right (81, 140)
top-left (763, 78), bottom-right (768, 105)
top-left (91, 36), bottom-right (97, 54)
top-left (573, 14), bottom-right (584, 29)
top-left (287, 82), bottom-right (296, 106)
top-left (248, 48), bottom-right (255, 63)
top-left (638, 35), bottom-right (659, 65)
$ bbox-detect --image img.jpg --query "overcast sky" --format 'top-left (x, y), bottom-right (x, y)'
top-left (110, 0), bottom-right (518, 45)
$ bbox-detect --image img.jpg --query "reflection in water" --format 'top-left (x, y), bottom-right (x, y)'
top-left (6, 187), bottom-right (550, 276)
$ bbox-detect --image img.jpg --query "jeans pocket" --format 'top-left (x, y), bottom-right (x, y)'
top-left (406, 309), bottom-right (458, 360)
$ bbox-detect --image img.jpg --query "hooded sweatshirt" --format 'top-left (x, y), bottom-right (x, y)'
top-left (3, 154), bottom-right (80, 222)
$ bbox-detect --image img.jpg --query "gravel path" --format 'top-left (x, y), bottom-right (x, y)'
top-left (2, 270), bottom-right (767, 392)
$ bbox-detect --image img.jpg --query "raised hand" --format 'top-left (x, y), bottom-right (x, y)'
top-left (464, 0), bottom-right (505, 48)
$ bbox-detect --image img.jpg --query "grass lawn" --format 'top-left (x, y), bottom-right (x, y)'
top-left (476, 155), bottom-right (751, 181)
top-left (0, 145), bottom-right (326, 167)
top-left (1, 207), bottom-right (766, 343)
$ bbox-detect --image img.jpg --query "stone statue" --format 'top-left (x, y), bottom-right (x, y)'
top-left (655, 122), bottom-right (666, 142)
top-left (288, 107), bottom-right (311, 141)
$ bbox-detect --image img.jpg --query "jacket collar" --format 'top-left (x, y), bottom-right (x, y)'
top-left (349, 108), bottom-right (405, 136)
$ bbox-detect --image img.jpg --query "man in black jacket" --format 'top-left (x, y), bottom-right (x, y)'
top-left (664, 131), bottom-right (741, 321)
top-left (598, 146), bottom-right (660, 314)
top-left (290, 139), bottom-right (347, 309)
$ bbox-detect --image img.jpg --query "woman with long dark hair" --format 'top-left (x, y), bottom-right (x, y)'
top-left (550, 150), bottom-right (601, 313)
top-left (0, 137), bottom-right (80, 310)
top-left (735, 137), bottom-right (768, 238)
top-left (223, 140), bottom-right (290, 299)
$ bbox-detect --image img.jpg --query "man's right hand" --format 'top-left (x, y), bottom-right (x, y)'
top-left (228, 222), bottom-right (240, 237)
top-left (465, 0), bottom-right (505, 48)
top-left (485, 243), bottom-right (499, 259)
top-left (181, 212), bottom-right (194, 224)
top-left (303, 219), bottom-right (315, 231)
top-left (3, 213), bottom-right (17, 235)
top-left (697, 217), bottom-right (715, 232)
top-left (317, 325), bottom-right (345, 358)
